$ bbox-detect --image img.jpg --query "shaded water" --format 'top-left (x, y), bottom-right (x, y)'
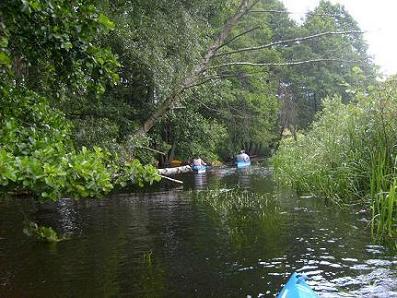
top-left (1, 166), bottom-right (397, 297)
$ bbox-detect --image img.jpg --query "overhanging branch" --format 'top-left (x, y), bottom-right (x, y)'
top-left (217, 26), bottom-right (261, 51)
top-left (186, 70), bottom-right (270, 89)
top-left (210, 58), bottom-right (362, 69)
top-left (213, 30), bottom-right (363, 58)
top-left (249, 9), bottom-right (288, 13)
top-left (249, 9), bottom-right (355, 18)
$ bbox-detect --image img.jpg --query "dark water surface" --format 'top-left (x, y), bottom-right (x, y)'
top-left (1, 166), bottom-right (397, 297)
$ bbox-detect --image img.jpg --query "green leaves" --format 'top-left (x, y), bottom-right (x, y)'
top-left (0, 37), bottom-right (8, 48)
top-left (98, 13), bottom-right (115, 30)
top-left (114, 159), bottom-right (160, 189)
top-left (0, 89), bottom-right (160, 200)
top-left (274, 78), bottom-right (397, 203)
top-left (0, 0), bottom-right (120, 97)
top-left (0, 52), bottom-right (11, 66)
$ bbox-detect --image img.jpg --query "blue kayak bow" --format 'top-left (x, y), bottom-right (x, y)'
top-left (276, 272), bottom-right (318, 298)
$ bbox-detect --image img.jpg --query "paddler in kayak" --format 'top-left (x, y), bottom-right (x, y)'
top-left (236, 150), bottom-right (250, 163)
top-left (190, 156), bottom-right (207, 173)
top-left (191, 156), bottom-right (207, 167)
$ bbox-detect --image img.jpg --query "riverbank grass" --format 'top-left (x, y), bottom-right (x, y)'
top-left (273, 79), bottom-right (397, 243)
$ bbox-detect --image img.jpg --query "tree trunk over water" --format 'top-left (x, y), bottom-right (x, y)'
top-left (158, 165), bottom-right (192, 176)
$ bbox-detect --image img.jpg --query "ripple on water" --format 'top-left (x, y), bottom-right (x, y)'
top-left (365, 259), bottom-right (394, 267)
top-left (296, 265), bottom-right (318, 272)
top-left (333, 268), bottom-right (397, 297)
top-left (319, 260), bottom-right (344, 268)
top-left (320, 255), bottom-right (336, 260)
top-left (341, 258), bottom-right (359, 263)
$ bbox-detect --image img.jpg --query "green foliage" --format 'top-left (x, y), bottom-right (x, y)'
top-left (0, 0), bottom-right (162, 199)
top-left (273, 78), bottom-right (397, 241)
top-left (207, 0), bottom-right (287, 156)
top-left (0, 0), bottom-right (120, 97)
top-left (0, 89), bottom-right (160, 200)
top-left (113, 159), bottom-right (160, 188)
top-left (161, 105), bottom-right (228, 161)
top-left (73, 117), bottom-right (120, 149)
top-left (0, 0), bottom-right (380, 198)
top-left (58, 0), bottom-right (377, 164)
top-left (53, 0), bottom-right (237, 159)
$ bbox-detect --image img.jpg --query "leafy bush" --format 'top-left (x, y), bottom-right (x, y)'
top-left (0, 89), bottom-right (160, 200)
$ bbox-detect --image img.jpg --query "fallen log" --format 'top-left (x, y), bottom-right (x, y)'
top-left (158, 165), bottom-right (192, 176)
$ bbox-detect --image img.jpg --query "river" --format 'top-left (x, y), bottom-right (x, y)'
top-left (1, 166), bottom-right (397, 297)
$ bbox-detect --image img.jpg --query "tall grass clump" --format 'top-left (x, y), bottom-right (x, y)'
top-left (273, 78), bottom-right (397, 241)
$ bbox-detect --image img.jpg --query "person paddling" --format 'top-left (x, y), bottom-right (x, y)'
top-left (236, 150), bottom-right (250, 163)
top-left (191, 156), bottom-right (207, 167)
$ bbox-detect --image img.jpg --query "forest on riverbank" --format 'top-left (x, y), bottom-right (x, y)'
top-left (0, 0), bottom-right (379, 200)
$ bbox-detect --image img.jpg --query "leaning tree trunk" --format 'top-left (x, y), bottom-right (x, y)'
top-left (132, 1), bottom-right (361, 137)
top-left (134, 0), bottom-right (258, 137)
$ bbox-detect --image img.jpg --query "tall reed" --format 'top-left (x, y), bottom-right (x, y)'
top-left (273, 78), bottom-right (397, 242)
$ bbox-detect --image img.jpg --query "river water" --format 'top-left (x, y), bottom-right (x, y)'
top-left (1, 166), bottom-right (397, 297)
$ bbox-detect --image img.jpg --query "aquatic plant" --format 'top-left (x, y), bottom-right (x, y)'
top-left (195, 189), bottom-right (281, 248)
top-left (143, 250), bottom-right (153, 267)
top-left (23, 222), bottom-right (63, 242)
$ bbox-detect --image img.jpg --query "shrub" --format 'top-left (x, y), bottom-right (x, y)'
top-left (0, 89), bottom-right (160, 200)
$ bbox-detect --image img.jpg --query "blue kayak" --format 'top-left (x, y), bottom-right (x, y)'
top-left (191, 165), bottom-right (206, 173)
top-left (236, 160), bottom-right (251, 168)
top-left (276, 272), bottom-right (318, 298)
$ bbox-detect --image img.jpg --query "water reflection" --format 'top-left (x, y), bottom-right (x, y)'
top-left (0, 167), bottom-right (397, 297)
top-left (237, 168), bottom-right (250, 188)
top-left (193, 173), bottom-right (208, 190)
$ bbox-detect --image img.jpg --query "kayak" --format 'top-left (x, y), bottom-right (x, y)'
top-left (236, 160), bottom-right (251, 168)
top-left (191, 165), bottom-right (206, 173)
top-left (276, 272), bottom-right (318, 298)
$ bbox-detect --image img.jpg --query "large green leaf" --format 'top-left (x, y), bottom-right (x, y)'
top-left (0, 51), bottom-right (11, 66)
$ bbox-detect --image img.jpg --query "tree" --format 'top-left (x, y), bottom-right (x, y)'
top-left (0, 0), bottom-right (159, 199)
top-left (90, 0), bottom-right (375, 162)
top-left (279, 0), bottom-right (377, 128)
top-left (131, 0), bottom-right (374, 138)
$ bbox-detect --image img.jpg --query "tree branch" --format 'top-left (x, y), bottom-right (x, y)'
top-left (210, 58), bottom-right (362, 69)
top-left (190, 0), bottom-right (261, 77)
top-left (249, 9), bottom-right (288, 13)
top-left (193, 95), bottom-right (261, 120)
top-left (186, 70), bottom-right (270, 89)
top-left (213, 30), bottom-right (363, 58)
top-left (217, 26), bottom-right (261, 51)
top-left (249, 10), bottom-right (354, 18)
